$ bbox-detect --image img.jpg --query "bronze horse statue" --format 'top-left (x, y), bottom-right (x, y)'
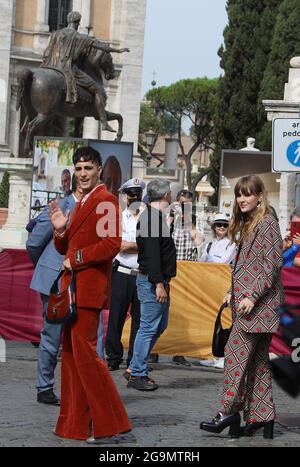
top-left (16, 48), bottom-right (123, 156)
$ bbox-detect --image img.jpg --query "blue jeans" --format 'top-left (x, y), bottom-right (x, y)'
top-left (129, 274), bottom-right (170, 377)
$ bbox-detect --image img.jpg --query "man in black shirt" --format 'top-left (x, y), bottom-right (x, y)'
top-left (127, 179), bottom-right (176, 391)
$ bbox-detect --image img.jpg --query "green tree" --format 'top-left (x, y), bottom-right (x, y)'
top-left (145, 77), bottom-right (218, 193)
top-left (211, 0), bottom-right (281, 205)
top-left (257, 0), bottom-right (300, 149)
top-left (0, 172), bottom-right (10, 208)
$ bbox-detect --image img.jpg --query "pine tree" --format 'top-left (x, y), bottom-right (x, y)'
top-left (257, 0), bottom-right (300, 149)
top-left (210, 0), bottom-right (282, 205)
top-left (0, 172), bottom-right (10, 208)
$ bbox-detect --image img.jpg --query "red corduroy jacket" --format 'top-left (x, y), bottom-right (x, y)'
top-left (54, 184), bottom-right (121, 309)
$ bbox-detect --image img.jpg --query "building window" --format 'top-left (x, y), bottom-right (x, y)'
top-left (48, 0), bottom-right (72, 32)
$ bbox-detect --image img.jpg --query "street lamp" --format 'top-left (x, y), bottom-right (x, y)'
top-left (146, 128), bottom-right (156, 150)
top-left (145, 128), bottom-right (156, 167)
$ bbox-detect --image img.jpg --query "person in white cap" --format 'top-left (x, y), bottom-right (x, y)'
top-left (200, 213), bottom-right (236, 264)
top-left (105, 178), bottom-right (146, 371)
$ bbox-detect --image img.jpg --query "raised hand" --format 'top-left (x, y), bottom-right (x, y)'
top-left (48, 199), bottom-right (70, 233)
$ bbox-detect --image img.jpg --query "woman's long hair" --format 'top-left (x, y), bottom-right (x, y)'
top-left (228, 175), bottom-right (271, 244)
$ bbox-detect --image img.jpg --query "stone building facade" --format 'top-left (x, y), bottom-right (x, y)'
top-left (0, 0), bottom-right (147, 159)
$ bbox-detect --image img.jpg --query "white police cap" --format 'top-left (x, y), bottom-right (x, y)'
top-left (119, 178), bottom-right (146, 193)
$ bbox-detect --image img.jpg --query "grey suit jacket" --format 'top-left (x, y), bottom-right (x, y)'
top-left (26, 195), bottom-right (76, 296)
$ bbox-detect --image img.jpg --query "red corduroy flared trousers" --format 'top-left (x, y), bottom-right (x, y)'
top-left (55, 307), bottom-right (131, 440)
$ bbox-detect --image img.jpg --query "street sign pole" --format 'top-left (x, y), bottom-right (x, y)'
top-left (296, 108), bottom-right (300, 206)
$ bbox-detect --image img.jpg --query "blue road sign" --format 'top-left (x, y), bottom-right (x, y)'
top-left (287, 141), bottom-right (300, 168)
top-left (273, 118), bottom-right (300, 172)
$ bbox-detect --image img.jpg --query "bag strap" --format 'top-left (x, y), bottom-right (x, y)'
top-left (207, 242), bottom-right (213, 254)
top-left (215, 302), bottom-right (229, 328)
top-left (50, 270), bottom-right (75, 294)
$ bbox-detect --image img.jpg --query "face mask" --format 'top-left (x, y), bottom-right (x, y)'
top-left (127, 195), bottom-right (142, 208)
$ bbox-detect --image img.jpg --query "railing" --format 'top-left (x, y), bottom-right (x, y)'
top-left (30, 190), bottom-right (63, 218)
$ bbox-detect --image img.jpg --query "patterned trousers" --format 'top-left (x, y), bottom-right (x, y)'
top-left (221, 321), bottom-right (275, 422)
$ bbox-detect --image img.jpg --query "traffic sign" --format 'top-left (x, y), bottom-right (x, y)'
top-left (272, 118), bottom-right (300, 172)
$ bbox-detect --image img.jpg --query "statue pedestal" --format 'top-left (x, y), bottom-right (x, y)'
top-left (0, 158), bottom-right (33, 249)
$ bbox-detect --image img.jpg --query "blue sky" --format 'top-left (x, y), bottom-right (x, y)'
top-left (142, 0), bottom-right (228, 96)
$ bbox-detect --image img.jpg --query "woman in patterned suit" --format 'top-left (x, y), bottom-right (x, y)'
top-left (200, 175), bottom-right (284, 439)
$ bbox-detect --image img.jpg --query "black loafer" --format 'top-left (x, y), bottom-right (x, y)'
top-left (243, 420), bottom-right (274, 439)
top-left (37, 389), bottom-right (60, 406)
top-left (127, 375), bottom-right (158, 391)
top-left (200, 412), bottom-right (241, 437)
top-left (107, 362), bottom-right (120, 371)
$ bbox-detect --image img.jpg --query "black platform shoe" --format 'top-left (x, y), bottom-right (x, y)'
top-left (243, 420), bottom-right (274, 439)
top-left (200, 412), bottom-right (241, 438)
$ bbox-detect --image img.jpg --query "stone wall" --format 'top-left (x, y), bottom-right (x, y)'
top-left (91, 0), bottom-right (112, 39)
top-left (0, 0), bottom-right (14, 152)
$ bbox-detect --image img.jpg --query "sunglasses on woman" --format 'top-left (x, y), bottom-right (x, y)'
top-left (215, 222), bottom-right (229, 228)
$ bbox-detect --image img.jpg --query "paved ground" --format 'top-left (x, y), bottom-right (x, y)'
top-left (1, 341), bottom-right (300, 447)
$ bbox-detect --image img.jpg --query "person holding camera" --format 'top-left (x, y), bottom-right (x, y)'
top-left (200, 175), bottom-right (284, 439)
top-left (169, 189), bottom-right (203, 366)
top-left (282, 207), bottom-right (300, 267)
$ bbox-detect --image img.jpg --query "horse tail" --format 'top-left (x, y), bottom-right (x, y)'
top-left (16, 68), bottom-right (33, 111)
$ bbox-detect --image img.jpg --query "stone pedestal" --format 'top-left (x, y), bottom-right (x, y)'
top-left (0, 158), bottom-right (33, 249)
top-left (263, 57), bottom-right (300, 233)
top-left (165, 138), bottom-right (179, 170)
top-left (83, 117), bottom-right (100, 139)
top-left (131, 154), bottom-right (144, 179)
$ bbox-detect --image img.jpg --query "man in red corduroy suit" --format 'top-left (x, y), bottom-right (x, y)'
top-left (49, 146), bottom-right (131, 443)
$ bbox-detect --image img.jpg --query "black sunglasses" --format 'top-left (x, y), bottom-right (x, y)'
top-left (215, 222), bottom-right (229, 228)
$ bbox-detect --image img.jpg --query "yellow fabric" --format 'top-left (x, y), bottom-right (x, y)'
top-left (121, 262), bottom-right (232, 359)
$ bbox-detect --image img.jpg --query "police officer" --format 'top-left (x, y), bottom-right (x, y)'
top-left (105, 178), bottom-right (145, 371)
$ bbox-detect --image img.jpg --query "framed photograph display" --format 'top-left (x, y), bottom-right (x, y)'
top-left (30, 136), bottom-right (133, 219)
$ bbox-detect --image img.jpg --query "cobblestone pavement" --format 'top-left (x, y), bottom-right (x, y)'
top-left (1, 342), bottom-right (300, 447)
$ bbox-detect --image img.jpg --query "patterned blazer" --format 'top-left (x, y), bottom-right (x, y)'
top-left (230, 214), bottom-right (284, 334)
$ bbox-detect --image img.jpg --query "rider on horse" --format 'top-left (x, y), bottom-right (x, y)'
top-left (41, 11), bottom-right (129, 133)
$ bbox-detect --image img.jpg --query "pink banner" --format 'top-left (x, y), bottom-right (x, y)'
top-left (270, 266), bottom-right (300, 355)
top-left (0, 249), bottom-right (42, 342)
top-left (1, 249), bottom-right (299, 355)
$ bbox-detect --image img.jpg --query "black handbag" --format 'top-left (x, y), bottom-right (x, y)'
top-left (46, 270), bottom-right (76, 324)
top-left (212, 302), bottom-right (232, 358)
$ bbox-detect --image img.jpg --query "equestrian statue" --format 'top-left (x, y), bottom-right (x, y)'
top-left (16, 11), bottom-right (129, 156)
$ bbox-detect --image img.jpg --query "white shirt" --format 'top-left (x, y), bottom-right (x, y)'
top-left (115, 208), bottom-right (139, 269)
top-left (80, 183), bottom-right (104, 206)
top-left (200, 237), bottom-right (236, 264)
